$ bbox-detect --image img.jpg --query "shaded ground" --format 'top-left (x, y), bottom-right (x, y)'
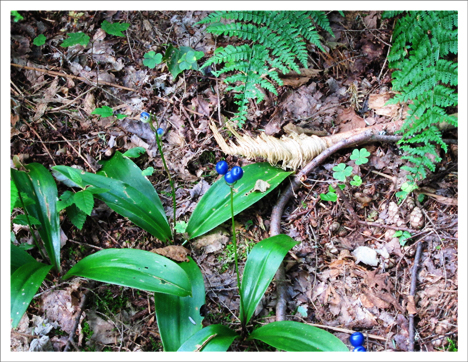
top-left (10, 10), bottom-right (458, 352)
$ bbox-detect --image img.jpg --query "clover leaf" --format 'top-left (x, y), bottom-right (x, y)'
top-left (394, 230), bottom-right (412, 246)
top-left (350, 148), bottom-right (371, 165)
top-left (332, 163), bottom-right (353, 182)
top-left (350, 175), bottom-right (363, 187)
top-left (101, 20), bottom-right (130, 37)
top-left (33, 34), bottom-right (47, 46)
top-left (143, 51), bottom-right (163, 69)
top-left (61, 32), bottom-right (90, 47)
top-left (91, 106), bottom-right (113, 118)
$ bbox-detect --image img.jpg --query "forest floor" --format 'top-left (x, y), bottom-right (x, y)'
top-left (10, 10), bottom-right (458, 352)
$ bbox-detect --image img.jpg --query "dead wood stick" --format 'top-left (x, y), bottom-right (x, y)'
top-left (334, 183), bottom-right (359, 225)
top-left (408, 241), bottom-right (424, 352)
top-left (64, 280), bottom-right (96, 352)
top-left (270, 130), bottom-right (375, 322)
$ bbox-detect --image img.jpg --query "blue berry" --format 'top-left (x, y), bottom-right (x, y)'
top-left (140, 112), bottom-right (150, 123)
top-left (224, 171), bottom-right (236, 184)
top-left (216, 160), bottom-right (229, 175)
top-left (157, 128), bottom-right (164, 136)
top-left (352, 346), bottom-right (366, 352)
top-left (349, 332), bottom-right (365, 347)
top-left (230, 166), bottom-right (243, 182)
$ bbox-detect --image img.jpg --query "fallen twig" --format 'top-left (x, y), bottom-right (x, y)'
top-left (408, 241), bottom-right (424, 352)
top-left (64, 280), bottom-right (96, 352)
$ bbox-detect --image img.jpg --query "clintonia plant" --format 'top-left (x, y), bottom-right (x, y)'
top-left (21, 110), bottom-right (347, 351)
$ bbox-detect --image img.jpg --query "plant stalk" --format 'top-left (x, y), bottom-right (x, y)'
top-left (149, 122), bottom-right (177, 240)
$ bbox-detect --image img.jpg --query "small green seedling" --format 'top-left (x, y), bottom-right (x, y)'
top-left (60, 32), bottom-right (90, 47)
top-left (320, 185), bottom-right (338, 202)
top-left (349, 175), bottom-right (363, 187)
top-left (11, 11), bottom-right (23, 22)
top-left (123, 147), bottom-right (146, 158)
top-left (394, 230), bottom-right (412, 246)
top-left (395, 181), bottom-right (419, 204)
top-left (91, 106), bottom-right (114, 118)
top-left (101, 20), bottom-right (130, 37)
top-left (175, 221), bottom-right (188, 234)
top-left (142, 167), bottom-right (154, 176)
top-left (332, 163), bottom-right (353, 182)
top-left (143, 51), bottom-right (163, 69)
top-left (33, 34), bottom-right (47, 46)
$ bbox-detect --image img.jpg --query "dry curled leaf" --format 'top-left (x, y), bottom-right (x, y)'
top-left (150, 245), bottom-right (190, 262)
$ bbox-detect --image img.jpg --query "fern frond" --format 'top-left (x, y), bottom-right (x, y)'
top-left (308, 11), bottom-right (334, 37)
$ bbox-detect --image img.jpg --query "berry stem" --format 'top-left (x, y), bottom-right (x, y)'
top-left (149, 121), bottom-right (177, 241)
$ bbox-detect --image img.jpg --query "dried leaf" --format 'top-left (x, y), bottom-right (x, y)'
top-left (151, 245), bottom-right (190, 262)
top-left (352, 246), bottom-right (379, 267)
top-left (406, 295), bottom-right (417, 314)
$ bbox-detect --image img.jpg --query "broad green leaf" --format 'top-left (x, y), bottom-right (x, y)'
top-left (66, 204), bottom-right (87, 230)
top-left (74, 190), bottom-right (94, 216)
top-left (143, 51), bottom-right (163, 69)
top-left (154, 257), bottom-right (205, 351)
top-left (123, 147), bottom-right (146, 158)
top-left (60, 32), bottom-right (90, 47)
top-left (62, 248), bottom-right (191, 297)
top-left (91, 106), bottom-right (113, 118)
top-left (11, 244), bottom-right (36, 274)
top-left (12, 214), bottom-right (41, 226)
top-left (101, 20), bottom-right (130, 37)
top-left (175, 221), bottom-right (187, 234)
top-left (11, 164), bottom-right (61, 273)
top-left (57, 190), bottom-right (75, 211)
top-left (240, 235), bottom-right (297, 324)
top-left (67, 167), bottom-right (84, 187)
top-left (86, 187), bottom-right (110, 195)
top-left (11, 179), bottom-right (18, 213)
top-left (248, 321), bottom-right (348, 352)
top-left (33, 34), bottom-right (47, 46)
top-left (320, 191), bottom-right (337, 202)
top-left (350, 148), bottom-right (371, 165)
top-left (177, 324), bottom-right (238, 352)
top-left (11, 261), bottom-right (52, 328)
top-left (186, 163), bottom-right (291, 239)
top-left (53, 152), bottom-right (171, 242)
top-left (332, 163), bottom-right (352, 182)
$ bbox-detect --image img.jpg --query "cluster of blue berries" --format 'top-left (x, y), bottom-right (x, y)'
top-left (350, 332), bottom-right (366, 352)
top-left (216, 161), bottom-right (243, 184)
top-left (140, 112), bottom-right (164, 135)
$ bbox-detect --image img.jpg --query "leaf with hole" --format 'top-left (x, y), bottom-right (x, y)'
top-left (350, 148), bottom-right (371, 165)
top-left (154, 257), bottom-right (205, 351)
top-left (143, 51), bottom-right (163, 69)
top-left (101, 20), bottom-right (130, 37)
top-left (91, 106), bottom-right (113, 118)
top-left (60, 32), bottom-right (90, 47)
top-left (248, 321), bottom-right (348, 351)
top-left (240, 235), bottom-right (297, 324)
top-left (186, 163), bottom-right (291, 239)
top-left (62, 248), bottom-right (191, 296)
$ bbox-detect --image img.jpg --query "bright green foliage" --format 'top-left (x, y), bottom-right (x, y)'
top-left (350, 175), bottom-right (363, 187)
top-left (395, 181), bottom-right (419, 203)
top-left (12, 214), bottom-right (41, 226)
top-left (164, 45), bottom-right (204, 78)
top-left (101, 20), bottom-right (130, 37)
top-left (394, 230), bottom-right (412, 246)
top-left (197, 11), bottom-right (334, 127)
top-left (91, 106), bottom-right (113, 117)
top-left (383, 11), bottom-right (458, 181)
top-left (332, 163), bottom-right (353, 182)
top-left (320, 185), bottom-right (338, 202)
top-left (350, 148), bottom-right (371, 165)
top-left (60, 32), bottom-right (90, 47)
top-left (33, 34), bottom-right (47, 46)
top-left (11, 11), bottom-right (23, 22)
top-left (143, 51), bottom-right (163, 69)
top-left (142, 167), bottom-right (154, 176)
top-left (123, 147), bottom-right (146, 158)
